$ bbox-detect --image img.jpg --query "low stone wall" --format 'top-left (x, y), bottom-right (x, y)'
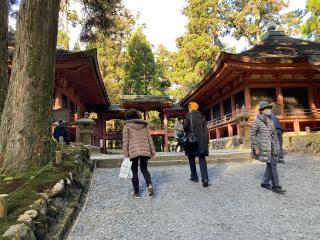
top-left (283, 132), bottom-right (320, 154)
top-left (2, 146), bottom-right (93, 240)
top-left (209, 136), bottom-right (241, 150)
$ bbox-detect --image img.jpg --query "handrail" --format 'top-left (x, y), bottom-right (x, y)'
top-left (207, 108), bottom-right (320, 129)
top-left (207, 112), bottom-right (236, 127)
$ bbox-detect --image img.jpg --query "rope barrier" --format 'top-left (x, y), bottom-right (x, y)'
top-left (7, 157), bottom-right (55, 200)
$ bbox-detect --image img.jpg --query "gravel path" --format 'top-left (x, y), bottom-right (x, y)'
top-left (68, 153), bottom-right (320, 240)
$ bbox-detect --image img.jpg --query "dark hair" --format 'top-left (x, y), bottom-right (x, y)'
top-left (125, 109), bottom-right (141, 120)
top-left (178, 117), bottom-right (183, 121)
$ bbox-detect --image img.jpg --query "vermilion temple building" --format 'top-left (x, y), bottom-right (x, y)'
top-left (6, 27), bottom-right (320, 151)
top-left (53, 49), bottom-right (110, 148)
top-left (180, 28), bottom-right (320, 142)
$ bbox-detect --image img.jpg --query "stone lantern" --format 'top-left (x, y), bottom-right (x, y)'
top-left (235, 106), bottom-right (252, 149)
top-left (76, 112), bottom-right (96, 145)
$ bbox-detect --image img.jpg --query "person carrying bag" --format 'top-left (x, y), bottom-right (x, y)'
top-left (122, 109), bottom-right (156, 198)
top-left (119, 157), bottom-right (133, 179)
top-left (183, 102), bottom-right (209, 187)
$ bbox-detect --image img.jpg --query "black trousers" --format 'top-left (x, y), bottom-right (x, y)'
top-left (131, 156), bottom-right (152, 194)
top-left (188, 156), bottom-right (209, 181)
top-left (175, 138), bottom-right (184, 152)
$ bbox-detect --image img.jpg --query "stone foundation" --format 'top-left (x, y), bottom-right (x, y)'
top-left (283, 132), bottom-right (320, 154)
top-left (2, 146), bottom-right (93, 240)
top-left (209, 136), bottom-right (241, 150)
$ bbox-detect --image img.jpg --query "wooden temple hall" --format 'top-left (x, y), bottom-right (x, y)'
top-left (54, 52), bottom-right (187, 152)
top-left (101, 95), bottom-right (187, 151)
top-left (180, 27), bottom-right (320, 141)
top-left (5, 26), bottom-right (320, 152)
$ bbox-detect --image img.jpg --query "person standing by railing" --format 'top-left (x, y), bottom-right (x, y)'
top-left (251, 102), bottom-right (286, 194)
top-left (174, 117), bottom-right (184, 152)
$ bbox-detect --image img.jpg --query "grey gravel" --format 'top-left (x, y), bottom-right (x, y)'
top-left (68, 153), bottom-right (320, 240)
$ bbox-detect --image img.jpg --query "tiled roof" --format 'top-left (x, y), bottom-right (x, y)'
top-left (240, 30), bottom-right (320, 60)
top-left (120, 95), bottom-right (172, 103)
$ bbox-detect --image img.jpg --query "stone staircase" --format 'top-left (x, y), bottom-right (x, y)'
top-left (92, 150), bottom-right (251, 168)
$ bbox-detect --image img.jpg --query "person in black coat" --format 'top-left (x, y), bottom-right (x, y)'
top-left (183, 102), bottom-right (209, 187)
top-left (270, 112), bottom-right (284, 163)
top-left (53, 120), bottom-right (70, 145)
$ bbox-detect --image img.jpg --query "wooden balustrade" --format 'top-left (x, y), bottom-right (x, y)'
top-left (207, 108), bottom-right (320, 130)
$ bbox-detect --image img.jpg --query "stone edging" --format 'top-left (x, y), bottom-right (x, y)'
top-left (2, 149), bottom-right (93, 240)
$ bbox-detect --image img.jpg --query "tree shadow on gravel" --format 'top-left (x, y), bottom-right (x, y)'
top-left (207, 164), bottom-right (228, 182)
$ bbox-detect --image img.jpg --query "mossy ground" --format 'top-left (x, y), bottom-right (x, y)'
top-left (0, 146), bottom-right (88, 236)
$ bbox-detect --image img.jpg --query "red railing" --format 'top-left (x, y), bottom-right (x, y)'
top-left (207, 108), bottom-right (320, 129)
top-left (207, 112), bottom-right (236, 129)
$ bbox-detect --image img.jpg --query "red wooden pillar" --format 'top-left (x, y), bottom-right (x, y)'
top-left (308, 85), bottom-right (317, 113)
top-left (244, 85), bottom-right (251, 110)
top-left (276, 85), bottom-right (284, 105)
top-left (228, 124), bottom-right (233, 137)
top-left (294, 121), bottom-right (300, 133)
top-left (216, 128), bottom-right (221, 138)
top-left (163, 113), bottom-right (168, 152)
top-left (236, 124), bottom-right (240, 137)
top-left (54, 88), bottom-right (62, 109)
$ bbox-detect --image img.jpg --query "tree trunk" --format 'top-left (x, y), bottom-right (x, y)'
top-left (0, 0), bottom-right (61, 173)
top-left (0, 0), bottom-right (8, 121)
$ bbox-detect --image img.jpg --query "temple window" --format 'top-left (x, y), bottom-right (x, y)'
top-left (282, 87), bottom-right (309, 112)
top-left (223, 98), bottom-right (232, 116)
top-left (235, 91), bottom-right (245, 109)
top-left (212, 104), bottom-right (221, 119)
top-left (250, 88), bottom-right (276, 110)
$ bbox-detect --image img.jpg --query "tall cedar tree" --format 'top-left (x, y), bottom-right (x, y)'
top-left (221, 0), bottom-right (303, 45)
top-left (123, 28), bottom-right (158, 95)
top-left (154, 45), bottom-right (171, 95)
top-left (81, 0), bottom-right (122, 42)
top-left (87, 7), bottom-right (135, 103)
top-left (0, 0), bottom-right (61, 173)
top-left (0, 0), bottom-right (9, 121)
top-left (170, 0), bottom-right (303, 100)
top-left (171, 0), bottom-right (222, 100)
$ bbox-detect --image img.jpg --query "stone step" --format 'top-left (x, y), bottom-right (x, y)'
top-left (94, 152), bottom-right (250, 168)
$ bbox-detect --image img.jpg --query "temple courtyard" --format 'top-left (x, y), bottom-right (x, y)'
top-left (67, 153), bottom-right (320, 240)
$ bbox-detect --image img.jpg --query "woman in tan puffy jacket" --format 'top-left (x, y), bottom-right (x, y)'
top-left (122, 109), bottom-right (156, 198)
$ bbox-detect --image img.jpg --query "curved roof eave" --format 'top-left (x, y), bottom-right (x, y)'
top-left (179, 51), bottom-right (315, 106)
top-left (56, 49), bottom-right (111, 106)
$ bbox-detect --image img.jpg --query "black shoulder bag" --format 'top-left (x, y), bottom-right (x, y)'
top-left (182, 112), bottom-right (198, 150)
